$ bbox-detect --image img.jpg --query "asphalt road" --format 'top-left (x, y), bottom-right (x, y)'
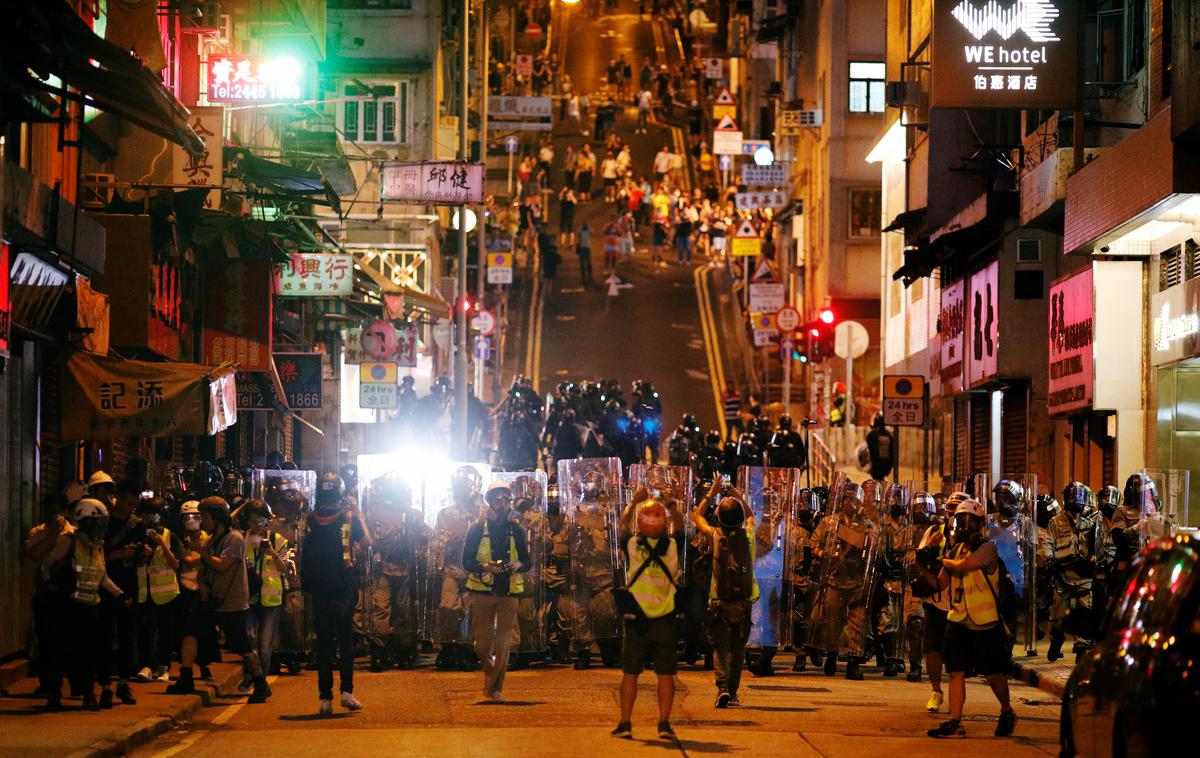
top-left (516, 2), bottom-right (722, 437)
top-left (130, 661), bottom-right (1062, 757)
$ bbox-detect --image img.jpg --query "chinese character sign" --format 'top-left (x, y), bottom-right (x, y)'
top-left (1047, 266), bottom-right (1093, 414)
top-left (931, 0), bottom-right (1080, 109)
top-left (380, 161), bottom-right (485, 205)
top-left (62, 353), bottom-right (236, 439)
top-left (202, 258), bottom-right (272, 371)
top-left (277, 253), bottom-right (354, 297)
top-left (207, 55), bottom-right (306, 103)
top-left (939, 277), bottom-right (965, 393)
top-left (171, 106), bottom-right (223, 208)
top-left (967, 260), bottom-right (999, 386)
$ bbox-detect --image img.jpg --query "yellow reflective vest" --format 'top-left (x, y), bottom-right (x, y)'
top-left (137, 527), bottom-right (181, 605)
top-left (465, 522), bottom-right (525, 595)
top-left (72, 538), bottom-right (107, 606)
top-left (627, 536), bottom-right (679, 619)
top-left (946, 542), bottom-right (1000, 629)
top-left (708, 524), bottom-right (760, 603)
top-left (247, 531), bottom-right (288, 607)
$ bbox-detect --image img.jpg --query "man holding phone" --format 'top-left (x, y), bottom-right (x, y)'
top-left (463, 481), bottom-right (531, 702)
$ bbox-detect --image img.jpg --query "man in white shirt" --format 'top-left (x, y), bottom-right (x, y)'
top-left (652, 146), bottom-right (673, 184)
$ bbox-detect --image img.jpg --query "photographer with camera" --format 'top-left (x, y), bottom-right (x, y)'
top-left (133, 497), bottom-right (182, 684)
top-left (463, 481), bottom-right (531, 702)
top-left (243, 499), bottom-right (288, 685)
top-left (909, 491), bottom-right (957, 712)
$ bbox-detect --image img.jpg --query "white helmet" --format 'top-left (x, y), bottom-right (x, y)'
top-left (73, 497), bottom-right (109, 521)
top-left (87, 471), bottom-right (115, 488)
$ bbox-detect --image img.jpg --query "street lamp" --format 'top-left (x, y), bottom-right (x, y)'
top-left (753, 146), bottom-right (775, 166)
top-left (560, 0), bottom-right (580, 4)
top-left (452, 208), bottom-right (477, 233)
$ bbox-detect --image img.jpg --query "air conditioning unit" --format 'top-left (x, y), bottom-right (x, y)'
top-left (885, 81), bottom-right (909, 108)
top-left (81, 173), bottom-right (116, 208)
top-left (1016, 238), bottom-right (1042, 263)
top-left (797, 109), bottom-right (822, 127)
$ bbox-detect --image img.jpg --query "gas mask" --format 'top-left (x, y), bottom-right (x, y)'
top-left (80, 516), bottom-right (109, 541)
top-left (953, 515), bottom-right (983, 548)
top-left (889, 503), bottom-right (904, 519)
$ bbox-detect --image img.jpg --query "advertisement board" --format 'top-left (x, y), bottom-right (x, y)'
top-left (1048, 266), bottom-right (1093, 413)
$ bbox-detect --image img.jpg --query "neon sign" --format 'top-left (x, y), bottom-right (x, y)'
top-left (206, 55), bottom-right (306, 103)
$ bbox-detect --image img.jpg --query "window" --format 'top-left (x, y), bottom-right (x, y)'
top-left (848, 61), bottom-right (885, 113)
top-left (339, 81), bottom-right (411, 144)
top-left (848, 188), bottom-right (882, 239)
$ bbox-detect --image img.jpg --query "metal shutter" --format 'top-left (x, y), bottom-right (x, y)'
top-left (1001, 382), bottom-right (1029, 473)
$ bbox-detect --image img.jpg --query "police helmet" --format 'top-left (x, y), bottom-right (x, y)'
top-left (265, 451), bottom-right (287, 470)
top-left (1123, 473), bottom-right (1160, 515)
top-left (1062, 481), bottom-right (1091, 513)
top-left (777, 414), bottom-right (793, 431)
top-left (992, 479), bottom-right (1025, 513)
top-left (1097, 485), bottom-right (1122, 517)
top-left (1035, 494), bottom-right (1060, 529)
top-left (911, 491), bottom-right (937, 522)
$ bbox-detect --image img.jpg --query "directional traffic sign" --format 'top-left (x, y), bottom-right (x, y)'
top-left (774, 305), bottom-right (801, 333)
top-left (505, 135), bottom-right (519, 154)
top-left (470, 308), bottom-right (496, 336)
top-left (882, 374), bottom-right (926, 426)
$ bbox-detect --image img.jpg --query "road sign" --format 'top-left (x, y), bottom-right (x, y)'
top-left (742, 163), bottom-right (789, 186)
top-left (730, 218), bottom-right (761, 257)
top-left (359, 382), bottom-right (397, 409)
top-left (712, 130), bottom-right (743, 156)
top-left (359, 361), bottom-right (398, 384)
top-left (515, 55), bottom-right (533, 77)
top-left (735, 190), bottom-right (789, 210)
top-left (774, 305), bottom-right (801, 332)
top-left (505, 135), bottom-right (519, 154)
top-left (474, 337), bottom-right (492, 360)
top-left (741, 139), bottom-right (771, 156)
top-left (713, 103), bottom-right (737, 121)
top-left (753, 329), bottom-right (775, 347)
top-left (705, 57), bottom-right (723, 79)
top-left (487, 267), bottom-right (513, 284)
top-left (834, 320), bottom-right (869, 359)
top-left (715, 87), bottom-right (735, 105)
top-left (750, 312), bottom-right (778, 336)
top-left (470, 308), bottom-right (496, 336)
top-left (751, 258), bottom-right (777, 281)
top-left (718, 154), bottom-right (732, 171)
top-left (524, 22), bottom-right (542, 38)
top-left (714, 113), bottom-right (739, 131)
top-left (748, 282), bottom-right (785, 313)
top-left (882, 374), bottom-right (926, 426)
top-left (487, 253), bottom-right (511, 267)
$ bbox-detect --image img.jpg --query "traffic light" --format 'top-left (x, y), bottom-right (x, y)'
top-left (818, 306), bottom-right (836, 325)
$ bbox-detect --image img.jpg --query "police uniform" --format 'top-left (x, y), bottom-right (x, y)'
top-left (359, 507), bottom-right (426, 669)
top-left (808, 514), bottom-right (869, 660)
top-left (1047, 509), bottom-right (1095, 656)
top-left (434, 501), bottom-right (479, 668)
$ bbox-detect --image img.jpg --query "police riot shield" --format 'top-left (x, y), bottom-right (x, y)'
top-left (493, 470), bottom-right (550, 655)
top-left (420, 462), bottom-right (491, 644)
top-left (993, 475), bottom-right (1038, 656)
top-left (628, 464), bottom-right (694, 569)
top-left (878, 482), bottom-right (913, 663)
top-left (736, 466), bottom-right (797, 649)
top-left (1140, 469), bottom-right (1190, 544)
top-left (558, 458), bottom-right (623, 647)
top-left (250, 469), bottom-right (316, 531)
top-left (807, 474), bottom-right (883, 658)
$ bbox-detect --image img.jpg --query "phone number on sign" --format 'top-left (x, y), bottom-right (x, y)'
top-left (210, 83), bottom-right (302, 101)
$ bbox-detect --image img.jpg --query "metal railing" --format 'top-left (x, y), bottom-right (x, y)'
top-left (808, 429), bottom-right (836, 488)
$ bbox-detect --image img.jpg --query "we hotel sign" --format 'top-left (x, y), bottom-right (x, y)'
top-left (932, 1), bottom-right (1081, 110)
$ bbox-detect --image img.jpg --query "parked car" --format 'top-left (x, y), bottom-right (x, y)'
top-left (1060, 535), bottom-right (1200, 757)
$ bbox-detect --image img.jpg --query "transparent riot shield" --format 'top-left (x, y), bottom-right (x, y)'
top-left (806, 475), bottom-right (883, 659)
top-left (558, 458), bottom-right (623, 651)
top-left (878, 483), bottom-right (913, 664)
top-left (736, 466), bottom-right (797, 649)
top-left (493, 470), bottom-right (550, 655)
top-left (786, 487), bottom-right (821, 657)
top-left (628, 464), bottom-right (694, 569)
top-left (420, 462), bottom-right (491, 645)
top-left (1141, 469), bottom-right (1190, 544)
top-left (995, 474), bottom-right (1039, 656)
top-left (355, 455), bottom-right (430, 663)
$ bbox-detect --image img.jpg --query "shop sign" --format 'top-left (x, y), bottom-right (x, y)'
top-left (171, 105), bottom-right (223, 209)
top-left (967, 260), bottom-right (998, 386)
top-left (277, 253), bottom-right (353, 297)
top-left (379, 161), bottom-right (485, 205)
top-left (741, 163), bottom-right (788, 186)
top-left (1047, 266), bottom-right (1093, 413)
top-left (237, 353), bottom-right (323, 410)
top-left (488, 96), bottom-right (552, 119)
top-left (931, 0), bottom-right (1081, 110)
top-left (62, 353), bottom-right (237, 439)
top-left (0, 243), bottom-right (9, 360)
top-left (206, 55), bottom-right (306, 103)
top-left (1150, 275), bottom-right (1200, 367)
top-left (939, 277), bottom-right (965, 393)
top-left (734, 190), bottom-right (789, 210)
top-left (202, 259), bottom-right (273, 372)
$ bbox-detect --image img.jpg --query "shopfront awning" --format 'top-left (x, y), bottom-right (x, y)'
top-left (224, 147), bottom-right (341, 211)
top-left (883, 207), bottom-right (927, 234)
top-left (2, 0), bottom-right (203, 155)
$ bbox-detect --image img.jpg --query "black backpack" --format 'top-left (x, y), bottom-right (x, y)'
top-left (712, 527), bottom-right (753, 602)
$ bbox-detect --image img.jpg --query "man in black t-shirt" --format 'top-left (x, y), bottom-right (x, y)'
top-left (866, 413), bottom-right (895, 481)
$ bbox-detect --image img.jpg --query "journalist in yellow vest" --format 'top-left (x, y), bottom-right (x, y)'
top-left (244, 499), bottom-right (289, 685)
top-left (611, 491), bottom-right (682, 742)
top-left (133, 498), bottom-right (183, 683)
top-left (919, 499), bottom-right (1017, 741)
top-left (463, 481), bottom-right (531, 702)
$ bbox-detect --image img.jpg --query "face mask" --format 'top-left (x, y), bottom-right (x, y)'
top-left (1099, 503), bottom-right (1116, 519)
top-left (183, 515), bottom-right (201, 532)
top-left (87, 518), bottom-right (109, 541)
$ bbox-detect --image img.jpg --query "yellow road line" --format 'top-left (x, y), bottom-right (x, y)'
top-left (695, 264), bottom-right (727, 439)
top-left (211, 675), bottom-right (278, 726)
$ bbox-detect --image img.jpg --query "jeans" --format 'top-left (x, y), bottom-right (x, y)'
top-left (313, 591), bottom-right (356, 699)
top-left (468, 593), bottom-right (519, 696)
top-left (708, 600), bottom-right (751, 695)
top-left (247, 604), bottom-right (282, 676)
top-left (637, 109), bottom-right (649, 131)
top-left (675, 235), bottom-right (692, 263)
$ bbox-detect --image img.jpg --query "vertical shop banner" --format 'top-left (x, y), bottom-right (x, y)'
top-left (75, 275), bottom-right (111, 355)
top-left (172, 105), bottom-right (223, 208)
top-left (939, 278), bottom-right (965, 393)
top-left (967, 260), bottom-right (999, 386)
top-left (1047, 266), bottom-right (1093, 414)
top-left (277, 253), bottom-right (354, 297)
top-left (0, 243), bottom-right (10, 359)
top-left (202, 258), bottom-right (273, 371)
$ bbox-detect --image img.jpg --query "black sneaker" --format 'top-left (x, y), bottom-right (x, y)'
top-left (98, 689), bottom-right (114, 709)
top-left (729, 694), bottom-right (741, 707)
top-left (610, 721), bottom-right (632, 739)
top-left (715, 691), bottom-right (730, 708)
top-left (657, 722), bottom-right (676, 740)
top-left (823, 653), bottom-right (837, 676)
top-left (995, 709), bottom-right (1017, 737)
top-left (82, 693), bottom-right (100, 711)
top-left (116, 683), bottom-right (137, 705)
top-left (927, 720), bottom-right (966, 739)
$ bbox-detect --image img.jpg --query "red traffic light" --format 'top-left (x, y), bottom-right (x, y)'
top-left (460, 298), bottom-right (472, 313)
top-left (818, 307), bottom-right (836, 324)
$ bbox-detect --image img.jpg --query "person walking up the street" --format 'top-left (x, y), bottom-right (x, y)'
top-left (920, 499), bottom-right (1017, 739)
top-left (601, 151), bottom-right (619, 203)
top-left (640, 57), bottom-right (654, 92)
top-left (576, 145), bottom-right (595, 203)
top-left (301, 472), bottom-right (371, 715)
top-left (563, 145), bottom-right (577, 190)
top-left (691, 479), bottom-right (758, 708)
top-left (636, 87), bottom-right (652, 134)
top-left (558, 186), bottom-right (578, 247)
top-left (577, 222), bottom-right (594, 285)
top-left (463, 481), bottom-right (532, 702)
top-left (620, 55), bottom-right (633, 101)
top-left (653, 146), bottom-right (673, 185)
top-left (674, 201), bottom-right (695, 264)
top-left (603, 216), bottom-right (623, 272)
top-left (611, 492), bottom-right (681, 742)
top-left (537, 140), bottom-right (555, 187)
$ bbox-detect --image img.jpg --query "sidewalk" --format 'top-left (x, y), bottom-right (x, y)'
top-left (0, 660), bottom-right (242, 758)
top-left (1010, 639), bottom-right (1074, 698)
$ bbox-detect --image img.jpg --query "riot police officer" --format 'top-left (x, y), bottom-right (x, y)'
top-left (766, 415), bottom-right (806, 470)
top-left (876, 484), bottom-right (910, 677)
top-left (433, 466), bottom-right (485, 670)
top-left (360, 475), bottom-right (426, 670)
top-left (789, 488), bottom-right (819, 671)
top-left (1046, 482), bottom-right (1096, 662)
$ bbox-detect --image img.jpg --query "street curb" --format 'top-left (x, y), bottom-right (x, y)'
top-left (1012, 658), bottom-right (1067, 698)
top-left (64, 667), bottom-right (243, 758)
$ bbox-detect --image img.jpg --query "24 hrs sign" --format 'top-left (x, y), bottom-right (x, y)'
top-left (931, 0), bottom-right (1080, 110)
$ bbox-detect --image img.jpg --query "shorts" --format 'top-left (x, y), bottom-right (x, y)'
top-left (215, 609), bottom-right (252, 655)
top-left (942, 621), bottom-right (1012, 676)
top-left (923, 604), bottom-right (948, 655)
top-left (621, 616), bottom-right (677, 676)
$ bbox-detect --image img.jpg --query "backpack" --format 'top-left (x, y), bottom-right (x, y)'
top-left (981, 544), bottom-right (1019, 641)
top-left (712, 527), bottom-right (753, 602)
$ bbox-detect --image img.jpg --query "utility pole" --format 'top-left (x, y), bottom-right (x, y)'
top-left (476, 0), bottom-right (489, 401)
top-left (454, 0), bottom-right (471, 459)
